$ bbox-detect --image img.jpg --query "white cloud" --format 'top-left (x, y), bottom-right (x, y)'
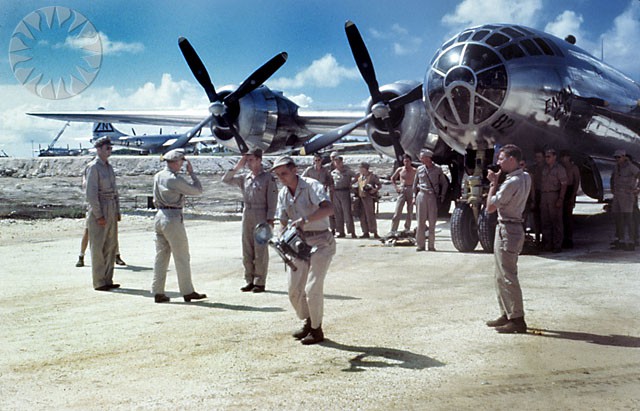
top-left (544, 11), bottom-right (585, 41)
top-left (370, 24), bottom-right (423, 56)
top-left (598, 1), bottom-right (640, 78)
top-left (267, 54), bottom-right (359, 89)
top-left (0, 74), bottom-right (208, 157)
top-left (285, 93), bottom-right (313, 107)
top-left (442, 0), bottom-right (543, 31)
top-left (61, 31), bottom-right (144, 55)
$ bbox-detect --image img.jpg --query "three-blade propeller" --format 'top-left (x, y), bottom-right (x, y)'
top-left (178, 37), bottom-right (287, 153)
top-left (302, 21), bottom-right (423, 162)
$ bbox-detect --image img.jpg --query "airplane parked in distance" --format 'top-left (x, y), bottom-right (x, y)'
top-left (37, 121), bottom-right (84, 157)
top-left (29, 22), bottom-right (640, 252)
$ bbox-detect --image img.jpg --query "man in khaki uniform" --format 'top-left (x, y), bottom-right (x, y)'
top-left (529, 150), bottom-right (545, 246)
top-left (413, 149), bottom-right (448, 251)
top-left (390, 154), bottom-right (416, 233)
top-left (540, 148), bottom-right (567, 252)
top-left (303, 153), bottom-right (335, 234)
top-left (331, 156), bottom-right (357, 238)
top-left (85, 137), bottom-right (121, 291)
top-left (223, 148), bottom-right (278, 292)
top-left (486, 144), bottom-right (532, 334)
top-left (272, 156), bottom-right (336, 345)
top-left (560, 151), bottom-right (580, 249)
top-left (610, 149), bottom-right (640, 251)
top-left (152, 149), bottom-right (207, 303)
top-left (356, 162), bottom-right (381, 238)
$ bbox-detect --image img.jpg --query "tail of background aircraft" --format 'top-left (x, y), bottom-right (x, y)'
top-left (92, 122), bottom-right (126, 143)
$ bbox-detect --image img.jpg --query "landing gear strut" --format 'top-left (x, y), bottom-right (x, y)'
top-left (450, 148), bottom-right (497, 252)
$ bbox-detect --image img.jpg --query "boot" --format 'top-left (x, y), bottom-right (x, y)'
top-left (75, 255), bottom-right (84, 267)
top-left (292, 318), bottom-right (311, 340)
top-left (486, 314), bottom-right (508, 327)
top-left (183, 292), bottom-right (207, 302)
top-left (115, 254), bottom-right (126, 266)
top-left (301, 325), bottom-right (324, 345)
top-left (495, 317), bottom-right (527, 334)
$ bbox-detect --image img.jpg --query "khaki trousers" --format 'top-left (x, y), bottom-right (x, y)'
top-left (287, 231), bottom-right (336, 329)
top-left (540, 191), bottom-right (563, 249)
top-left (242, 208), bottom-right (269, 286)
top-left (391, 186), bottom-right (413, 232)
top-left (416, 191), bottom-right (437, 249)
top-left (88, 199), bottom-right (118, 289)
top-left (494, 222), bottom-right (525, 319)
top-left (359, 196), bottom-right (377, 234)
top-left (152, 210), bottom-right (195, 295)
top-left (333, 190), bottom-right (354, 235)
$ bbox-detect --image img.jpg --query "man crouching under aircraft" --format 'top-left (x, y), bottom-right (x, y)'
top-left (271, 156), bottom-right (336, 345)
top-left (485, 144), bottom-right (532, 334)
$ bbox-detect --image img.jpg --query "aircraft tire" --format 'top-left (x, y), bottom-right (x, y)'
top-left (450, 203), bottom-right (478, 252)
top-left (478, 209), bottom-right (497, 252)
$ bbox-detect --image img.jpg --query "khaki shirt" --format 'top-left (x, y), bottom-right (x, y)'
top-left (541, 163), bottom-right (567, 192)
top-left (222, 170), bottom-right (278, 219)
top-left (302, 165), bottom-right (333, 189)
top-left (413, 164), bottom-right (448, 197)
top-left (331, 167), bottom-right (356, 190)
top-left (490, 168), bottom-right (532, 223)
top-left (153, 167), bottom-right (203, 208)
top-left (276, 177), bottom-right (331, 231)
top-left (357, 172), bottom-right (381, 198)
top-left (85, 157), bottom-right (119, 219)
top-left (612, 161), bottom-right (640, 195)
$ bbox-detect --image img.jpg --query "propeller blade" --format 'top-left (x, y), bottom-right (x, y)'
top-left (345, 21), bottom-right (382, 103)
top-left (225, 52), bottom-right (288, 105)
top-left (300, 113), bottom-right (373, 155)
top-left (383, 117), bottom-right (405, 163)
top-left (165, 114), bottom-right (214, 152)
top-left (221, 113), bottom-right (249, 153)
top-left (178, 37), bottom-right (219, 103)
top-left (389, 84), bottom-right (423, 109)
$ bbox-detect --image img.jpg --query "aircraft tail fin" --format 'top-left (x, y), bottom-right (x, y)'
top-left (92, 122), bottom-right (126, 142)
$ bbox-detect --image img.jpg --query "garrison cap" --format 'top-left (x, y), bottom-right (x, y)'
top-left (420, 149), bottom-right (434, 158)
top-left (244, 147), bottom-right (263, 157)
top-left (94, 136), bottom-right (112, 148)
top-left (270, 155), bottom-right (295, 171)
top-left (161, 148), bottom-right (186, 162)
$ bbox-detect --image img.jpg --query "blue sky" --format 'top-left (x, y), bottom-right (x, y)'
top-left (1, 0), bottom-right (639, 157)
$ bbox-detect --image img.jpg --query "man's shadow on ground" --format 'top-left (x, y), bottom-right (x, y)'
top-left (528, 328), bottom-right (640, 348)
top-left (319, 339), bottom-right (445, 372)
top-left (112, 287), bottom-right (284, 312)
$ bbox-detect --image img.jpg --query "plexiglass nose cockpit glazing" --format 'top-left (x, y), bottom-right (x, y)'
top-left (426, 41), bottom-right (507, 129)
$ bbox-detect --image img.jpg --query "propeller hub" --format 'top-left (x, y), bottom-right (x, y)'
top-left (371, 102), bottom-right (391, 120)
top-left (209, 101), bottom-right (226, 116)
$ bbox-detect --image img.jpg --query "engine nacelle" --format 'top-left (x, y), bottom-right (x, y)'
top-left (364, 81), bottom-right (433, 160)
top-left (210, 86), bottom-right (309, 154)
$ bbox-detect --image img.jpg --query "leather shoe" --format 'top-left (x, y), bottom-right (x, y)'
top-left (301, 326), bottom-right (324, 345)
top-left (154, 294), bottom-right (170, 303)
top-left (183, 292), bottom-right (207, 302)
top-left (115, 255), bottom-right (126, 266)
top-left (75, 256), bottom-right (84, 267)
top-left (252, 285), bottom-right (266, 293)
top-left (416, 247), bottom-right (425, 252)
top-left (359, 233), bottom-right (370, 239)
top-left (350, 233), bottom-right (357, 239)
top-left (94, 285), bottom-right (111, 291)
top-left (240, 283), bottom-right (256, 292)
top-left (428, 247), bottom-right (436, 251)
top-left (495, 317), bottom-right (527, 334)
top-left (108, 283), bottom-right (120, 289)
top-left (486, 314), bottom-right (508, 327)
top-left (292, 318), bottom-right (311, 339)
top-left (373, 233), bottom-right (380, 239)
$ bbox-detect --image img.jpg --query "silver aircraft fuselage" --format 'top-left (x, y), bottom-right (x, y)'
top-left (424, 23), bottom-right (640, 162)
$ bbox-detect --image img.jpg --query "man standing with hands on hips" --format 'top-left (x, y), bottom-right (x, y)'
top-left (85, 137), bottom-right (121, 291)
top-left (485, 144), bottom-right (531, 334)
top-left (223, 148), bottom-right (278, 293)
top-left (151, 148), bottom-right (207, 303)
top-left (271, 156), bottom-right (336, 345)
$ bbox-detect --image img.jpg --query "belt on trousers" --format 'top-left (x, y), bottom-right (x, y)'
top-left (158, 206), bottom-right (182, 209)
top-left (303, 229), bottom-right (329, 237)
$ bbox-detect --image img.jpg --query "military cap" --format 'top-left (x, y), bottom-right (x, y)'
top-left (270, 155), bottom-right (296, 171)
top-left (161, 148), bottom-right (186, 162)
top-left (420, 149), bottom-right (434, 158)
top-left (244, 147), bottom-right (263, 157)
top-left (94, 136), bottom-right (112, 148)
